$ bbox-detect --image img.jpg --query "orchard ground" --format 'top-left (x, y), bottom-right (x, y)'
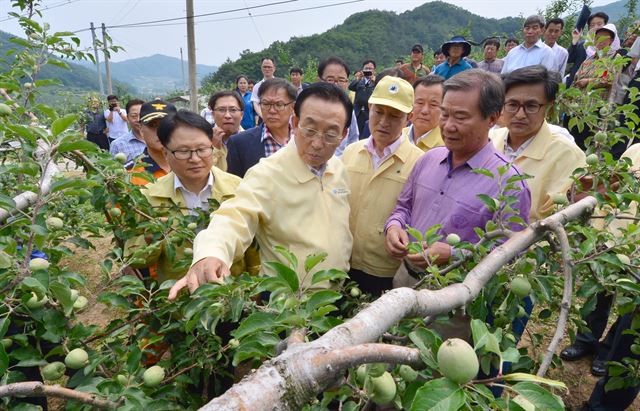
top-left (51, 234), bottom-right (640, 410)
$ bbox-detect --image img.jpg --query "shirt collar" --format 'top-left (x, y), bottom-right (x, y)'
top-left (173, 171), bottom-right (214, 195)
top-left (364, 134), bottom-right (404, 158)
top-left (441, 142), bottom-right (496, 170)
top-left (521, 39), bottom-right (545, 50)
top-left (261, 124), bottom-right (291, 145)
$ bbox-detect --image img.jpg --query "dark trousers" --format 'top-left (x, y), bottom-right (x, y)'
top-left (348, 268), bottom-right (393, 298)
top-left (86, 132), bottom-right (110, 151)
top-left (576, 292), bottom-right (614, 360)
top-left (588, 312), bottom-right (640, 410)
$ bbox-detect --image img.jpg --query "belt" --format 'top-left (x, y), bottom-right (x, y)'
top-left (404, 260), bottom-right (425, 280)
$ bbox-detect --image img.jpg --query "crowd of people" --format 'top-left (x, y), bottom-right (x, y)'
top-left (81, 11), bottom-right (640, 410)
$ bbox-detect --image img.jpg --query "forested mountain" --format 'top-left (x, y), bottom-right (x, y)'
top-left (82, 54), bottom-right (218, 95)
top-left (592, 0), bottom-right (639, 22)
top-left (0, 29), bottom-right (133, 94)
top-left (203, 1), bottom-right (524, 87)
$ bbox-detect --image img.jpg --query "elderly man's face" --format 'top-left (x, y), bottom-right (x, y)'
top-left (503, 83), bottom-right (548, 141)
top-left (412, 83), bottom-right (442, 135)
top-left (523, 23), bottom-right (543, 45)
top-left (484, 44), bottom-right (498, 60)
top-left (212, 95), bottom-right (242, 136)
top-left (127, 104), bottom-right (142, 137)
top-left (261, 59), bottom-right (275, 78)
top-left (162, 125), bottom-right (213, 184)
top-left (260, 87), bottom-right (294, 131)
top-left (320, 63), bottom-right (349, 91)
top-left (293, 96), bottom-right (348, 168)
top-left (440, 88), bottom-right (497, 161)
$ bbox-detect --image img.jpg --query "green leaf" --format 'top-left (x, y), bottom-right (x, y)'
top-left (126, 346), bottom-right (141, 374)
top-left (470, 319), bottom-right (491, 351)
top-left (304, 252), bottom-right (327, 273)
top-left (264, 261), bottom-right (299, 292)
top-left (305, 290), bottom-right (342, 313)
top-left (273, 245), bottom-right (298, 269)
top-left (21, 277), bottom-right (47, 296)
top-left (51, 114), bottom-right (77, 137)
top-left (510, 382), bottom-right (564, 411)
top-left (503, 373), bottom-right (567, 389)
top-left (472, 168), bottom-right (495, 178)
top-left (477, 194), bottom-right (498, 212)
top-left (57, 139), bottom-right (98, 154)
top-left (50, 281), bottom-right (74, 316)
top-left (0, 344), bottom-right (8, 377)
top-left (97, 292), bottom-right (130, 310)
top-left (232, 312), bottom-right (276, 339)
top-left (311, 268), bottom-right (348, 285)
top-left (410, 378), bottom-right (465, 411)
top-left (0, 194), bottom-right (16, 211)
top-left (406, 226), bottom-right (424, 242)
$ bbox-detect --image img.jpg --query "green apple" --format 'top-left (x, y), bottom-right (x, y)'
top-left (437, 338), bottom-right (479, 385)
top-left (65, 348), bottom-right (89, 369)
top-left (143, 365), bottom-right (165, 387)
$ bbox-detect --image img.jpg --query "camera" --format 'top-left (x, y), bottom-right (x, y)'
top-left (363, 70), bottom-right (373, 77)
top-left (108, 102), bottom-right (117, 111)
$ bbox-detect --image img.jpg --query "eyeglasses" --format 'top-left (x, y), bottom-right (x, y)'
top-left (213, 107), bottom-right (242, 114)
top-left (322, 77), bottom-right (349, 85)
top-left (168, 146), bottom-right (214, 160)
top-left (298, 127), bottom-right (342, 145)
top-left (259, 101), bottom-right (294, 111)
top-left (504, 101), bottom-right (545, 114)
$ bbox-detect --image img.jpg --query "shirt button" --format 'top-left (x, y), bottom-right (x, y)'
top-left (440, 191), bottom-right (444, 195)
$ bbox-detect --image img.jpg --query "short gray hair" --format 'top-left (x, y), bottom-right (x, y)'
top-left (524, 15), bottom-right (545, 28)
top-left (442, 69), bottom-right (504, 119)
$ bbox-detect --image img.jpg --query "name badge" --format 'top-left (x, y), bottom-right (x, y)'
top-left (332, 187), bottom-right (350, 196)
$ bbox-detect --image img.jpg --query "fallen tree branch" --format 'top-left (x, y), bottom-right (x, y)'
top-left (536, 221), bottom-right (573, 377)
top-left (0, 381), bottom-right (120, 409)
top-left (201, 197), bottom-right (598, 411)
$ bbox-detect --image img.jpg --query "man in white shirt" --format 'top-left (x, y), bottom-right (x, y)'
top-left (544, 17), bottom-right (569, 75)
top-left (502, 15), bottom-right (555, 74)
top-left (104, 94), bottom-right (129, 142)
top-left (251, 57), bottom-right (276, 120)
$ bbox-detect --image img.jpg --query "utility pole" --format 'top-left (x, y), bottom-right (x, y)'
top-left (180, 47), bottom-right (186, 91)
top-left (186, 0), bottom-right (197, 112)
top-left (90, 22), bottom-right (104, 95)
top-left (101, 23), bottom-right (113, 95)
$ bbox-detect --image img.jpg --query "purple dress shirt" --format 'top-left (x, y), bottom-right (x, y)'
top-left (385, 143), bottom-right (531, 243)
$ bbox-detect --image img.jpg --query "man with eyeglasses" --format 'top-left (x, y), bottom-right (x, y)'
top-left (127, 100), bottom-right (177, 186)
top-left (226, 78), bottom-right (296, 178)
top-left (386, 69), bottom-right (531, 289)
top-left (490, 65), bottom-right (585, 222)
top-left (317, 56), bottom-right (359, 155)
top-left (125, 110), bottom-right (259, 285)
top-left (109, 98), bottom-right (146, 163)
top-left (342, 76), bottom-right (424, 296)
top-left (206, 91), bottom-right (244, 172)
top-left (168, 83), bottom-right (354, 298)
top-left (251, 57), bottom-right (277, 121)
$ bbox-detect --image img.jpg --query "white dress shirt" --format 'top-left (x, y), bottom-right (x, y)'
top-left (174, 172), bottom-right (214, 215)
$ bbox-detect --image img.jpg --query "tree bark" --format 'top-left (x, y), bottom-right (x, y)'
top-left (201, 197), bottom-right (597, 411)
top-left (0, 381), bottom-right (120, 409)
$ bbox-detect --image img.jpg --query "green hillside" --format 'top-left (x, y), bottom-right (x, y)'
top-left (592, 0), bottom-right (639, 22)
top-left (0, 29), bottom-right (134, 95)
top-left (203, 1), bottom-right (524, 87)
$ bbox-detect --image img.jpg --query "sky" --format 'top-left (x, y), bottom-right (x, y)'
top-left (0, 0), bottom-right (614, 67)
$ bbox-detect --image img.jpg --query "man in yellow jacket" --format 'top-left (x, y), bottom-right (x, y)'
top-left (125, 110), bottom-right (259, 284)
top-left (342, 76), bottom-right (423, 296)
top-left (402, 75), bottom-right (445, 152)
top-left (489, 65), bottom-right (585, 222)
top-left (169, 83), bottom-right (354, 298)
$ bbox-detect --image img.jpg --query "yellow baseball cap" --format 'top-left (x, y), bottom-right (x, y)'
top-left (368, 76), bottom-right (414, 114)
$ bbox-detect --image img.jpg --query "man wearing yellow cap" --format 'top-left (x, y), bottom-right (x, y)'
top-left (342, 76), bottom-right (424, 296)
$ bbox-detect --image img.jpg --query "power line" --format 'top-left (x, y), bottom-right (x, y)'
top-left (89, 0), bottom-right (365, 30)
top-left (0, 0), bottom-right (79, 23)
top-left (244, 0), bottom-right (266, 48)
top-left (74, 0), bottom-right (299, 33)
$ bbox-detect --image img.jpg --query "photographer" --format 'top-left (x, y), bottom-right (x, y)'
top-left (105, 94), bottom-right (129, 142)
top-left (349, 59), bottom-right (376, 134)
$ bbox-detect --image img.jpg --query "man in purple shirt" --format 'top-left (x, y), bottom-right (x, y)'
top-left (385, 69), bottom-right (531, 286)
